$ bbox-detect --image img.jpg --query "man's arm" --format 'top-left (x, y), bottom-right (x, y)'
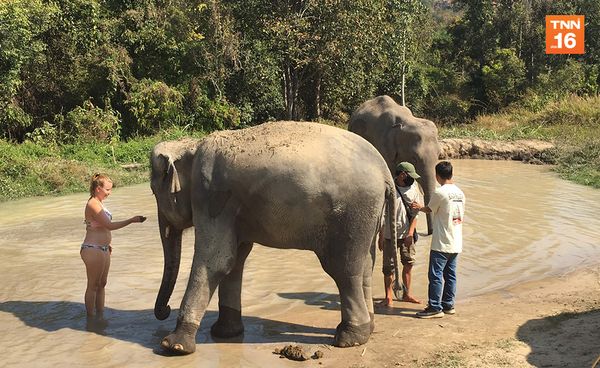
top-left (408, 215), bottom-right (418, 237)
top-left (410, 190), bottom-right (440, 214)
top-left (410, 202), bottom-right (432, 214)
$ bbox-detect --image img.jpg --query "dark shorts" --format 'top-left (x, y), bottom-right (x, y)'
top-left (382, 238), bottom-right (416, 276)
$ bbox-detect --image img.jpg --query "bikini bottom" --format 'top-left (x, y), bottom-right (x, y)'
top-left (81, 244), bottom-right (110, 252)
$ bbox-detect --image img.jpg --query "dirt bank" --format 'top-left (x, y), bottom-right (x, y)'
top-left (439, 138), bottom-right (556, 164)
top-left (314, 265), bottom-right (600, 368)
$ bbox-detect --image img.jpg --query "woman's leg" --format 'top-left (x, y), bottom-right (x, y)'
top-left (95, 251), bottom-right (111, 316)
top-left (80, 248), bottom-right (107, 317)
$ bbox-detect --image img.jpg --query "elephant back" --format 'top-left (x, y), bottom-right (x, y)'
top-left (195, 121), bottom-right (393, 196)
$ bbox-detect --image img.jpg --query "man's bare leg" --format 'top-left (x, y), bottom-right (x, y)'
top-left (378, 274), bottom-right (395, 306)
top-left (401, 264), bottom-right (421, 303)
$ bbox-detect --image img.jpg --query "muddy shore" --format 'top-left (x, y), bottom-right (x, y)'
top-left (439, 138), bottom-right (556, 164)
top-left (316, 265), bottom-right (600, 368)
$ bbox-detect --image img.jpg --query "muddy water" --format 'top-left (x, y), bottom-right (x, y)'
top-left (1, 160), bottom-right (600, 367)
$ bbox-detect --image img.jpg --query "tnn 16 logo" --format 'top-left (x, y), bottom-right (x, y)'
top-left (546, 15), bottom-right (585, 54)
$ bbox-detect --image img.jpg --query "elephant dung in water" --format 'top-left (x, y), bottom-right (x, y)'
top-left (150, 121), bottom-right (398, 354)
top-left (348, 95), bottom-right (441, 235)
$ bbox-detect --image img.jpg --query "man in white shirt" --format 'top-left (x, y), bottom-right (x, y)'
top-left (378, 162), bottom-right (423, 306)
top-left (411, 161), bottom-right (465, 318)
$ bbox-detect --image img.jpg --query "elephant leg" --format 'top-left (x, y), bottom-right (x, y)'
top-left (319, 244), bottom-right (372, 347)
top-left (161, 218), bottom-right (238, 355)
top-left (211, 241), bottom-right (253, 338)
top-left (363, 238), bottom-right (377, 334)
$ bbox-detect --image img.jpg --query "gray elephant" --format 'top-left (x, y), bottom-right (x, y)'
top-left (150, 121), bottom-right (398, 355)
top-left (348, 95), bottom-right (441, 235)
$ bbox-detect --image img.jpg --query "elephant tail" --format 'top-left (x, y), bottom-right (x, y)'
top-left (386, 177), bottom-right (404, 298)
top-left (385, 178), bottom-right (397, 250)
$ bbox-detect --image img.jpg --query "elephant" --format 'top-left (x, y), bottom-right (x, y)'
top-left (348, 95), bottom-right (441, 235)
top-left (150, 121), bottom-right (398, 355)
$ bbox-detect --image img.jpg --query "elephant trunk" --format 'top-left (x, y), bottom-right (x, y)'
top-left (154, 211), bottom-right (183, 320)
top-left (416, 159), bottom-right (437, 235)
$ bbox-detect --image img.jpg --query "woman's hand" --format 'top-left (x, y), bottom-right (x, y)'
top-left (133, 215), bottom-right (147, 223)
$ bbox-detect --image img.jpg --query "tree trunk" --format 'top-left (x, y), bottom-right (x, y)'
top-left (315, 70), bottom-right (322, 119)
top-left (401, 30), bottom-right (407, 106)
top-left (283, 62), bottom-right (300, 120)
top-left (283, 66), bottom-right (291, 119)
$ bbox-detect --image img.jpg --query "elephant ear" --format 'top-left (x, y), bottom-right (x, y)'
top-left (168, 159), bottom-right (181, 194)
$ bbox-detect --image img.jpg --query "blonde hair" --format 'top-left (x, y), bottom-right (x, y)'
top-left (89, 173), bottom-right (112, 198)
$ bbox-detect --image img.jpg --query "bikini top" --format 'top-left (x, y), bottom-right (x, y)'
top-left (84, 202), bottom-right (113, 229)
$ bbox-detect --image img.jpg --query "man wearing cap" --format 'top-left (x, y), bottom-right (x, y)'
top-left (378, 161), bottom-right (423, 306)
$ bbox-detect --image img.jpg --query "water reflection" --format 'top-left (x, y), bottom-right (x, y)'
top-left (1, 159), bottom-right (600, 367)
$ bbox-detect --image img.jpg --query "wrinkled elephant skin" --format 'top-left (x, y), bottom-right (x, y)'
top-left (151, 122), bottom-right (396, 354)
top-left (151, 122), bottom-right (398, 354)
top-left (348, 95), bottom-right (441, 234)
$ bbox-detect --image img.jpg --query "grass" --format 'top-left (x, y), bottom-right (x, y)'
top-left (418, 351), bottom-right (466, 367)
top-left (495, 338), bottom-right (517, 351)
top-left (439, 94), bottom-right (600, 188)
top-left (0, 127), bottom-right (207, 202)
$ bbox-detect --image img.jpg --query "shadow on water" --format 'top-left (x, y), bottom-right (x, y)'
top-left (277, 292), bottom-right (422, 318)
top-left (0, 300), bottom-right (335, 353)
top-left (516, 309), bottom-right (600, 367)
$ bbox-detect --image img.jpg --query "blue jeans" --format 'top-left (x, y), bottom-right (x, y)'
top-left (427, 250), bottom-right (458, 311)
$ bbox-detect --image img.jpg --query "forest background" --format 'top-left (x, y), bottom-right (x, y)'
top-left (1, 0), bottom-right (599, 201)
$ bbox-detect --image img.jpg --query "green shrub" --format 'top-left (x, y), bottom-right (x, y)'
top-left (533, 60), bottom-right (595, 101)
top-left (125, 79), bottom-right (185, 136)
top-left (185, 92), bottom-right (241, 132)
top-left (155, 125), bottom-right (207, 141)
top-left (59, 101), bottom-right (121, 143)
top-left (481, 48), bottom-right (526, 111)
top-left (426, 94), bottom-right (471, 125)
top-left (0, 103), bottom-right (33, 141)
top-left (24, 121), bottom-right (59, 146)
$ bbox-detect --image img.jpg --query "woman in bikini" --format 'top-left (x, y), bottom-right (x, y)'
top-left (82, 173), bottom-right (146, 319)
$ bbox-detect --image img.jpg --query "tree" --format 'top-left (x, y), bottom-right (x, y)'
top-left (481, 48), bottom-right (526, 110)
top-left (383, 0), bottom-right (430, 107)
top-left (0, 0), bottom-right (56, 140)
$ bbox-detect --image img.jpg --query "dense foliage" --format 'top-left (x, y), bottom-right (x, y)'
top-left (0, 0), bottom-right (599, 200)
top-left (1, 0), bottom-right (598, 143)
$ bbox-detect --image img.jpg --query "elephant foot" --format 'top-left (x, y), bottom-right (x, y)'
top-left (160, 321), bottom-right (198, 355)
top-left (211, 305), bottom-right (244, 338)
top-left (333, 320), bottom-right (371, 348)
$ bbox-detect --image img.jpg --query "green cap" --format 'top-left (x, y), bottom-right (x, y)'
top-left (395, 162), bottom-right (421, 179)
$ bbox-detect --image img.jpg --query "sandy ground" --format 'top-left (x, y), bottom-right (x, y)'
top-left (278, 265), bottom-right (600, 368)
